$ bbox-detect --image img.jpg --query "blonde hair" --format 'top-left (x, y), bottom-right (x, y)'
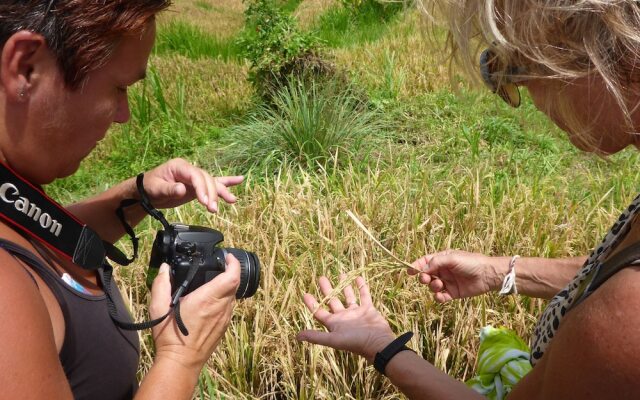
top-left (423, 0), bottom-right (640, 138)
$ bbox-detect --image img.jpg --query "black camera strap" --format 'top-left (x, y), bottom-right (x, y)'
top-left (101, 262), bottom-right (191, 336)
top-left (0, 163), bottom-right (135, 269)
top-left (0, 164), bottom-right (191, 335)
top-left (104, 173), bottom-right (193, 336)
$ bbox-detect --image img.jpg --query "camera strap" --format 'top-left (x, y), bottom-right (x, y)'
top-left (101, 262), bottom-right (191, 336)
top-left (104, 173), bottom-right (193, 336)
top-left (0, 164), bottom-right (192, 335)
top-left (0, 162), bottom-right (135, 269)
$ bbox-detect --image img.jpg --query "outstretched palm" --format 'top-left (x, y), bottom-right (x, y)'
top-left (297, 275), bottom-right (396, 363)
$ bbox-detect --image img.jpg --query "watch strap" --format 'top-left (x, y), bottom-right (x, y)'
top-left (373, 331), bottom-right (414, 375)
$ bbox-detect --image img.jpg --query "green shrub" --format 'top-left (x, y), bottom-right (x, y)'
top-left (212, 80), bottom-right (385, 172)
top-left (237, 0), bottom-right (329, 98)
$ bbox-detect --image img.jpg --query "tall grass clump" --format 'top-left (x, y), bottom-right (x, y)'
top-left (211, 80), bottom-right (385, 173)
top-left (155, 20), bottom-right (240, 60)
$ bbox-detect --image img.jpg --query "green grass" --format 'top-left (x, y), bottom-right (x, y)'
top-left (154, 19), bottom-right (241, 60)
top-left (280, 0), bottom-right (304, 14)
top-left (313, 0), bottom-right (404, 48)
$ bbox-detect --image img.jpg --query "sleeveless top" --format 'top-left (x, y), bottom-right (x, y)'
top-left (530, 193), bottom-right (640, 365)
top-left (0, 239), bottom-right (141, 399)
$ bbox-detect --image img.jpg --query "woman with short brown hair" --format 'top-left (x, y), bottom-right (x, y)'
top-left (0, 2), bottom-right (244, 399)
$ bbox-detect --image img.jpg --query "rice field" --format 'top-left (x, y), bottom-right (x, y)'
top-left (48, 1), bottom-right (640, 398)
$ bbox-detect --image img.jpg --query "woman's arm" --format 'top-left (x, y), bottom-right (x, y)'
top-left (410, 250), bottom-right (586, 301)
top-left (0, 251), bottom-right (74, 399)
top-left (489, 255), bottom-right (586, 299)
top-left (384, 351), bottom-right (483, 400)
top-left (65, 158), bottom-right (243, 243)
top-left (297, 275), bottom-right (483, 400)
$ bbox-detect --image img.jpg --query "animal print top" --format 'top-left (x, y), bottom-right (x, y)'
top-left (530, 193), bottom-right (640, 365)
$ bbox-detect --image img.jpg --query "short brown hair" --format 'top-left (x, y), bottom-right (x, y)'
top-left (0, 0), bottom-right (171, 89)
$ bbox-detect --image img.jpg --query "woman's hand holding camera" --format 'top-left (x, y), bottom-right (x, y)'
top-left (408, 250), bottom-right (501, 303)
top-left (148, 253), bottom-right (241, 372)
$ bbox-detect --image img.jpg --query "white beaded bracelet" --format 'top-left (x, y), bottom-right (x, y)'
top-left (499, 255), bottom-right (520, 295)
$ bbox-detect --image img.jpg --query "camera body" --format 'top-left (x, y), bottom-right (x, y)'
top-left (147, 224), bottom-right (260, 299)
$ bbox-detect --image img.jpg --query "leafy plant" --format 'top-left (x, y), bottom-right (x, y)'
top-left (237, 0), bottom-right (328, 98)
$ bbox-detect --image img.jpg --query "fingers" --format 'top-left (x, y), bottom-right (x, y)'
top-left (434, 291), bottom-right (453, 303)
top-left (355, 276), bottom-right (373, 307)
top-left (429, 277), bottom-right (445, 293)
top-left (340, 274), bottom-right (357, 308)
top-left (149, 263), bottom-right (172, 319)
top-left (166, 159), bottom-right (244, 212)
top-left (319, 276), bottom-right (345, 312)
top-left (302, 293), bottom-right (331, 325)
top-left (215, 176), bottom-right (244, 204)
top-left (189, 168), bottom-right (218, 213)
top-left (419, 272), bottom-right (433, 285)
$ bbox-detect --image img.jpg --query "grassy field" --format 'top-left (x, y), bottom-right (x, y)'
top-left (48, 1), bottom-right (640, 399)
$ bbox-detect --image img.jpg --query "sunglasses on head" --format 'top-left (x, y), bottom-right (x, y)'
top-left (479, 48), bottom-right (528, 108)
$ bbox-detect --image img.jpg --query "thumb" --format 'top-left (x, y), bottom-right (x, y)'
top-left (149, 263), bottom-right (172, 319)
top-left (424, 253), bottom-right (457, 275)
top-left (198, 253), bottom-right (241, 299)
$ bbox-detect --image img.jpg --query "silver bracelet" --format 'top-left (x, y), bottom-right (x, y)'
top-left (499, 255), bottom-right (520, 295)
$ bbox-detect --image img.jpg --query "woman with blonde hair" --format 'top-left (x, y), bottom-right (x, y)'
top-left (298, 1), bottom-right (640, 398)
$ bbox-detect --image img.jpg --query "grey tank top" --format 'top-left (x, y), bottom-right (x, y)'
top-left (0, 239), bottom-right (140, 399)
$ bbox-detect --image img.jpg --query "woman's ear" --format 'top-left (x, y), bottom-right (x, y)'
top-left (0, 31), bottom-right (48, 103)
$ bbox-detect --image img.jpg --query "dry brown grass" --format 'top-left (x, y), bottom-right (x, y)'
top-left (295, 0), bottom-right (340, 28)
top-left (330, 13), bottom-right (451, 99)
top-left (115, 154), bottom-right (623, 398)
top-left (149, 54), bottom-right (254, 122)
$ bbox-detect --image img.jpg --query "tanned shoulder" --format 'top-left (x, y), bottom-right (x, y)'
top-left (0, 249), bottom-right (72, 399)
top-left (538, 266), bottom-right (640, 400)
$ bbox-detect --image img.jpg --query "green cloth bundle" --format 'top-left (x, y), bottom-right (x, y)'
top-left (466, 326), bottom-right (532, 399)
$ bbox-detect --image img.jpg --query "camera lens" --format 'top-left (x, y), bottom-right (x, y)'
top-left (223, 248), bottom-right (260, 298)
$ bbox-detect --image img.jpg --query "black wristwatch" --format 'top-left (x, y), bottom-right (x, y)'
top-left (373, 332), bottom-right (415, 375)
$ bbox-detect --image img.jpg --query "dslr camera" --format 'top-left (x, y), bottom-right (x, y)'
top-left (147, 223), bottom-right (260, 299)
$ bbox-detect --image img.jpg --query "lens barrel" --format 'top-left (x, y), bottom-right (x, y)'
top-left (223, 248), bottom-right (260, 298)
